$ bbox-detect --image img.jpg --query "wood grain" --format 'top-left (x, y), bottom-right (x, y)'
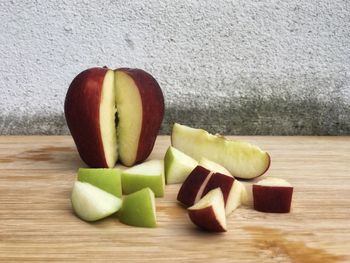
top-left (0, 136), bottom-right (349, 262)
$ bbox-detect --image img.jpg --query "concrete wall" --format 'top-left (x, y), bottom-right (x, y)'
top-left (0, 0), bottom-right (349, 135)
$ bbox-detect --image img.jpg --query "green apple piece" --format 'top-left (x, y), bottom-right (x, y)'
top-left (121, 160), bottom-right (164, 197)
top-left (118, 188), bottom-right (157, 228)
top-left (78, 168), bottom-right (122, 198)
top-left (71, 181), bottom-right (122, 222)
top-left (164, 146), bottom-right (198, 184)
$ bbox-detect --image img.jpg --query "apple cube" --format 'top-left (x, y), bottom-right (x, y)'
top-left (199, 158), bottom-right (232, 177)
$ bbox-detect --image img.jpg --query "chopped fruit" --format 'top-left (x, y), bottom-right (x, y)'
top-left (253, 178), bottom-right (293, 213)
top-left (199, 158), bottom-right (232, 177)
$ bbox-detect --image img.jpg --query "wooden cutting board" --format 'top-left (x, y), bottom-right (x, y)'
top-left (0, 136), bottom-right (349, 262)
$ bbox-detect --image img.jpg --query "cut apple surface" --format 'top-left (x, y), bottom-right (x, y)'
top-left (253, 178), bottom-right (293, 213)
top-left (164, 146), bottom-right (198, 184)
top-left (188, 188), bottom-right (227, 232)
top-left (177, 166), bottom-right (212, 207)
top-left (64, 67), bottom-right (164, 168)
top-left (121, 160), bottom-right (165, 197)
top-left (78, 168), bottom-right (122, 198)
top-left (171, 123), bottom-right (270, 179)
top-left (118, 188), bottom-right (157, 228)
top-left (199, 158), bottom-right (232, 177)
top-left (71, 181), bottom-right (122, 222)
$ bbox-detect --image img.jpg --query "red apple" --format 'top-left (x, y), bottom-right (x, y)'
top-left (64, 67), bottom-right (164, 168)
top-left (188, 188), bottom-right (227, 232)
top-left (177, 166), bottom-right (212, 207)
top-left (253, 178), bottom-right (293, 213)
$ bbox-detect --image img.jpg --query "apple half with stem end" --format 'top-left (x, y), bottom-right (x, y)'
top-left (78, 168), bottom-right (122, 198)
top-left (188, 188), bottom-right (227, 232)
top-left (71, 181), bottom-right (122, 222)
top-left (199, 158), bottom-right (232, 177)
top-left (164, 146), bottom-right (198, 184)
top-left (171, 123), bottom-right (270, 179)
top-left (64, 67), bottom-right (164, 168)
top-left (177, 166), bottom-right (213, 207)
top-left (121, 160), bottom-right (164, 197)
top-left (253, 178), bottom-right (293, 213)
top-left (118, 188), bottom-right (157, 228)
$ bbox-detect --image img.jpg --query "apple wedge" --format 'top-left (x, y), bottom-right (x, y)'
top-left (78, 168), bottom-right (122, 198)
top-left (253, 178), bottom-right (293, 213)
top-left (177, 166), bottom-right (213, 207)
top-left (171, 123), bottom-right (270, 179)
top-left (71, 181), bottom-right (122, 222)
top-left (64, 67), bottom-right (164, 168)
top-left (188, 188), bottom-right (227, 232)
top-left (199, 158), bottom-right (232, 177)
top-left (118, 188), bottom-right (157, 228)
top-left (121, 160), bottom-right (165, 197)
top-left (164, 146), bottom-right (198, 184)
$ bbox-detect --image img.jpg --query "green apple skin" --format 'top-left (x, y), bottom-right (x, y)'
top-left (78, 168), bottom-right (122, 198)
top-left (164, 146), bottom-right (198, 184)
top-left (121, 160), bottom-right (164, 197)
top-left (118, 188), bottom-right (156, 228)
top-left (71, 181), bottom-right (122, 222)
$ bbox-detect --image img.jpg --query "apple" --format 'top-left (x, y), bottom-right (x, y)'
top-left (164, 146), bottom-right (198, 184)
top-left (78, 168), bottom-right (122, 198)
top-left (118, 188), bottom-right (157, 228)
top-left (199, 158), bottom-right (232, 177)
top-left (71, 181), bottom-right (122, 222)
top-left (64, 67), bottom-right (164, 168)
top-left (121, 160), bottom-right (164, 197)
top-left (253, 178), bottom-right (293, 213)
top-left (177, 166), bottom-right (213, 207)
top-left (171, 123), bottom-right (270, 179)
top-left (188, 188), bottom-right (227, 232)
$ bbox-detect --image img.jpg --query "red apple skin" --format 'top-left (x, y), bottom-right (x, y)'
top-left (188, 207), bottom-right (226, 232)
top-left (253, 185), bottom-right (293, 213)
top-left (201, 173), bottom-right (234, 205)
top-left (177, 166), bottom-right (211, 207)
top-left (64, 67), bottom-right (109, 168)
top-left (116, 68), bottom-right (164, 165)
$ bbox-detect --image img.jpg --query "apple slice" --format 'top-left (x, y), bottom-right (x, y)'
top-left (164, 146), bottom-right (198, 184)
top-left (64, 67), bottom-right (164, 168)
top-left (78, 168), bottom-right (122, 198)
top-left (188, 188), bottom-right (227, 232)
top-left (253, 178), bottom-right (293, 213)
top-left (177, 166), bottom-right (213, 207)
top-left (199, 158), bottom-right (232, 177)
top-left (171, 123), bottom-right (270, 179)
top-left (71, 181), bottom-right (122, 222)
top-left (121, 160), bottom-right (165, 197)
top-left (118, 188), bottom-right (157, 228)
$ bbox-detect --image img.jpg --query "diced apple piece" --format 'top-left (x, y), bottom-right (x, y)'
top-left (118, 188), bottom-right (157, 228)
top-left (199, 158), bottom-right (232, 177)
top-left (164, 146), bottom-right (198, 184)
top-left (71, 181), bottom-right (122, 222)
top-left (188, 188), bottom-right (227, 232)
top-left (78, 168), bottom-right (122, 198)
top-left (121, 160), bottom-right (164, 197)
top-left (171, 123), bottom-right (270, 179)
top-left (177, 166), bottom-right (212, 207)
top-left (253, 178), bottom-right (293, 213)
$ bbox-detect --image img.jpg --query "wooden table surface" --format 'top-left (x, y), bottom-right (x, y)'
top-left (0, 136), bottom-right (349, 262)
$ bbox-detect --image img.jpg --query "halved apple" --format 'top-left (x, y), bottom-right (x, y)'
top-left (177, 166), bottom-right (213, 207)
top-left (188, 188), bottom-right (227, 232)
top-left (71, 181), bottom-right (122, 222)
top-left (253, 178), bottom-right (293, 213)
top-left (164, 146), bottom-right (198, 184)
top-left (64, 67), bottom-right (164, 168)
top-left (171, 123), bottom-right (270, 179)
top-left (118, 188), bottom-right (157, 228)
top-left (121, 160), bottom-right (164, 197)
top-left (78, 168), bottom-right (122, 198)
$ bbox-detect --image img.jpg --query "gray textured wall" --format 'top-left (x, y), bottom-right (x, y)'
top-left (0, 0), bottom-right (349, 135)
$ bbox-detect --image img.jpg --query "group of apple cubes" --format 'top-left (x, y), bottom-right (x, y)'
top-left (65, 67), bottom-right (293, 232)
top-left (71, 123), bottom-right (294, 232)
